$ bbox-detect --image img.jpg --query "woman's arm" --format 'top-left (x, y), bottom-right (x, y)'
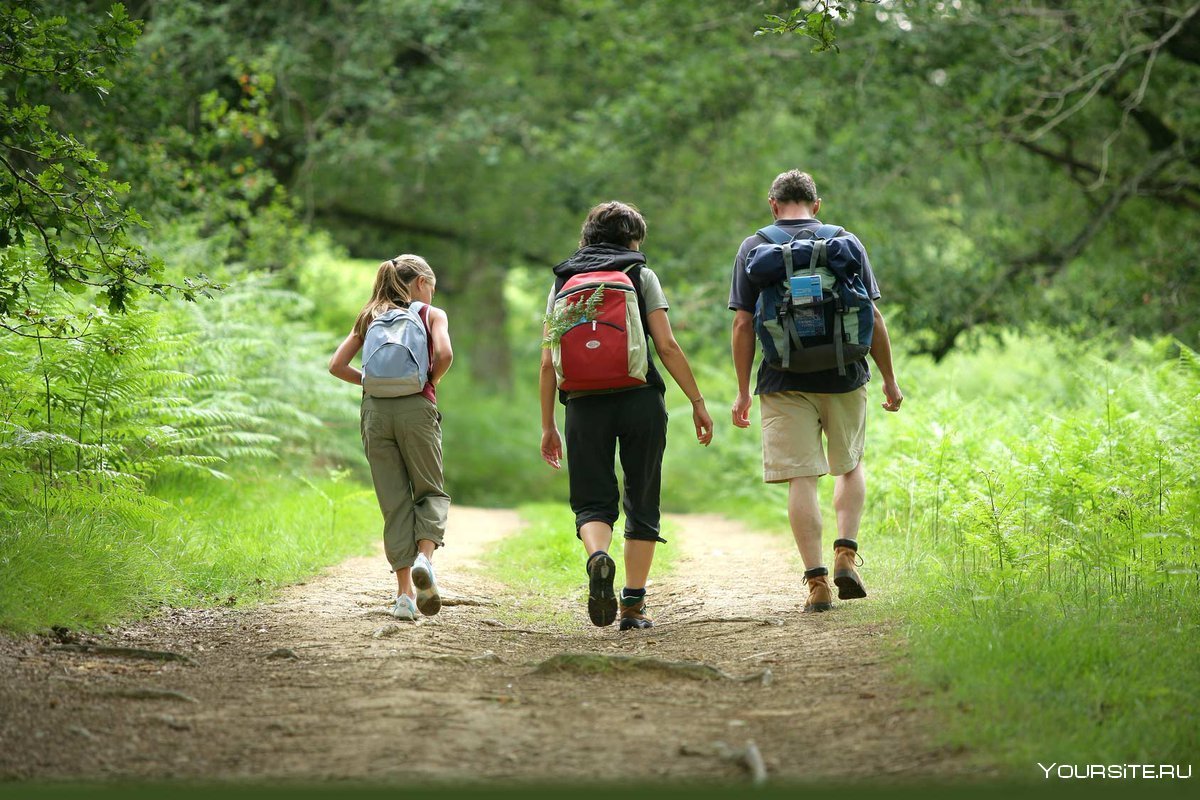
top-left (427, 307), bottom-right (454, 386)
top-left (539, 332), bottom-right (562, 469)
top-left (645, 309), bottom-right (713, 446)
top-left (328, 333), bottom-right (364, 385)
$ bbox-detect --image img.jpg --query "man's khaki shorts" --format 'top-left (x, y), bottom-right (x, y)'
top-left (760, 386), bottom-right (868, 482)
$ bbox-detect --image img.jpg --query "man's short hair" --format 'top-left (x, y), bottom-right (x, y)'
top-left (768, 170), bottom-right (819, 205)
top-left (580, 201), bottom-right (647, 248)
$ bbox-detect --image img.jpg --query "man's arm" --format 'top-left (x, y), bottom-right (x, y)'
top-left (731, 310), bottom-right (756, 428)
top-left (870, 304), bottom-right (903, 412)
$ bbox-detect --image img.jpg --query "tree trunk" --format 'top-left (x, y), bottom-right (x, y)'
top-left (456, 252), bottom-right (512, 392)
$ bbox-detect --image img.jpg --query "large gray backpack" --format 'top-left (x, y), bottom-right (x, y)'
top-left (361, 302), bottom-right (431, 397)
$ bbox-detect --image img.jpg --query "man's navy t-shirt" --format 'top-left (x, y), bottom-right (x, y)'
top-left (728, 218), bottom-right (881, 395)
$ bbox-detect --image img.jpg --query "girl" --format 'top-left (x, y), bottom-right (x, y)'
top-left (329, 255), bottom-right (453, 620)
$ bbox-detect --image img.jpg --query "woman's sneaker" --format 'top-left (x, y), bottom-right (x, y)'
top-left (411, 553), bottom-right (441, 616)
top-left (586, 552), bottom-right (617, 627)
top-left (618, 593), bottom-right (653, 631)
top-left (391, 594), bottom-right (418, 620)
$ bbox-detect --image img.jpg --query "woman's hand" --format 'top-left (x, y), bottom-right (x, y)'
top-left (693, 400), bottom-right (714, 446)
top-left (540, 427), bottom-right (563, 469)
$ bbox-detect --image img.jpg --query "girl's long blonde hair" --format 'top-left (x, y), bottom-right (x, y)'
top-left (353, 254), bottom-right (437, 338)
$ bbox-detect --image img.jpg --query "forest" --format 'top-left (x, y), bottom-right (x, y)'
top-left (1, 0), bottom-right (1197, 790)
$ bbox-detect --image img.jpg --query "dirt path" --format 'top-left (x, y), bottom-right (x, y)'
top-left (0, 507), bottom-right (982, 785)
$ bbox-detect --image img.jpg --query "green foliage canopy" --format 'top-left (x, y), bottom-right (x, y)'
top-left (0, 1), bottom-right (222, 335)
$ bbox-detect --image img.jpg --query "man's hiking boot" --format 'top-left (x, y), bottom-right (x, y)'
top-left (832, 538), bottom-right (867, 600)
top-left (618, 593), bottom-right (653, 631)
top-left (412, 552), bottom-right (441, 616)
top-left (803, 569), bottom-right (833, 613)
top-left (586, 552), bottom-right (617, 627)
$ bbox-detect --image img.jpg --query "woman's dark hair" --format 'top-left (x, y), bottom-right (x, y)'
top-left (579, 201), bottom-right (647, 248)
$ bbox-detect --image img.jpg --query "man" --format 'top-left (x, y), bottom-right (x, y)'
top-left (729, 170), bottom-right (903, 612)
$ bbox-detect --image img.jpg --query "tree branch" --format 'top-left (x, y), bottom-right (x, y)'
top-left (316, 203), bottom-right (555, 267)
top-left (1014, 138), bottom-right (1200, 207)
top-left (923, 143), bottom-right (1185, 359)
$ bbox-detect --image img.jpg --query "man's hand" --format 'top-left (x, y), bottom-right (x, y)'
top-left (693, 401), bottom-right (714, 446)
top-left (540, 428), bottom-right (563, 469)
top-left (732, 391), bottom-right (753, 428)
top-left (882, 379), bottom-right (904, 412)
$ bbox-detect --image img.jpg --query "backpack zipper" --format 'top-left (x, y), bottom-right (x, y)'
top-left (565, 320), bottom-right (624, 334)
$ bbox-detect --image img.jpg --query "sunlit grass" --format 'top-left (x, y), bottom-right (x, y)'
top-left (0, 469), bottom-right (380, 633)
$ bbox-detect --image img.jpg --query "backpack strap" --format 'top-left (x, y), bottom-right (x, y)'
top-left (755, 225), bottom-right (794, 245)
top-left (624, 263), bottom-right (652, 342)
top-left (814, 223), bottom-right (844, 240)
top-left (416, 302), bottom-right (434, 365)
top-left (779, 244), bottom-right (803, 370)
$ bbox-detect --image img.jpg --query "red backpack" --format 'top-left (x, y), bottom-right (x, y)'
top-left (549, 269), bottom-right (649, 392)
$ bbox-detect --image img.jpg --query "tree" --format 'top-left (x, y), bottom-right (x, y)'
top-left (0, 1), bottom-right (219, 338)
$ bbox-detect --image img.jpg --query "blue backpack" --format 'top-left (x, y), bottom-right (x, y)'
top-left (745, 224), bottom-right (874, 376)
top-left (361, 302), bottom-right (431, 397)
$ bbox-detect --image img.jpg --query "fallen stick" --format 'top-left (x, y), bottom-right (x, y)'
top-left (479, 620), bottom-right (559, 636)
top-left (397, 650), bottom-right (502, 665)
top-left (440, 597), bottom-right (496, 607)
top-left (102, 687), bottom-right (199, 703)
top-left (744, 740), bottom-right (768, 786)
top-left (534, 652), bottom-right (768, 683)
top-left (51, 644), bottom-right (195, 665)
top-left (714, 739), bottom-right (769, 785)
top-left (742, 668), bottom-right (774, 687)
top-left (681, 617), bottom-right (785, 627)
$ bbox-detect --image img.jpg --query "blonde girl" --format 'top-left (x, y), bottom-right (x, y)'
top-left (329, 255), bottom-right (453, 620)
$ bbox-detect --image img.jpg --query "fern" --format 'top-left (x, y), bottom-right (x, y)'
top-left (0, 271), bottom-right (358, 522)
top-left (542, 285), bottom-right (606, 348)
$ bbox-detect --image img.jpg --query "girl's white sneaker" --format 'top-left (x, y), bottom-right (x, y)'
top-left (391, 594), bottom-right (418, 620)
top-left (411, 553), bottom-right (441, 616)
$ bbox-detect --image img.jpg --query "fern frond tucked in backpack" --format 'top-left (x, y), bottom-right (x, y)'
top-left (542, 285), bottom-right (605, 348)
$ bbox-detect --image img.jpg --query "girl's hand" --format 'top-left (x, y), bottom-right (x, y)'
top-left (540, 428), bottom-right (563, 469)
top-left (692, 401), bottom-right (713, 446)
